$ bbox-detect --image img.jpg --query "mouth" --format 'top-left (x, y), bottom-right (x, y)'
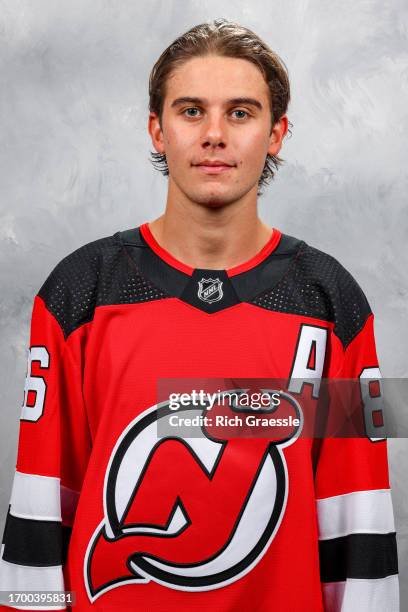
top-left (192, 161), bottom-right (235, 175)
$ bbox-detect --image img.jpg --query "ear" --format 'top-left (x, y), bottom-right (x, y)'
top-left (267, 115), bottom-right (289, 157)
top-left (148, 112), bottom-right (165, 154)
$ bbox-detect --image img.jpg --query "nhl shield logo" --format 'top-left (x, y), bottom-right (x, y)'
top-left (197, 278), bottom-right (223, 303)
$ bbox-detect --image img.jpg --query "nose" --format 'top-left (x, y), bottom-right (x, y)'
top-left (200, 111), bottom-right (227, 150)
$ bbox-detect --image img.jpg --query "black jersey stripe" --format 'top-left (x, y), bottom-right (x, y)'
top-left (319, 532), bottom-right (398, 582)
top-left (2, 508), bottom-right (72, 567)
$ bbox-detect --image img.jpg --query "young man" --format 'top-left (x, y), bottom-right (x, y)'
top-left (0, 18), bottom-right (399, 612)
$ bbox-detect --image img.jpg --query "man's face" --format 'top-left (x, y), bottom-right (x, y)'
top-left (149, 55), bottom-right (288, 207)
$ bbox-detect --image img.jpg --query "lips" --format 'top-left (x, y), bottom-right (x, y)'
top-left (193, 160), bottom-right (235, 174)
top-left (194, 160), bottom-right (234, 167)
top-left (195, 165), bottom-right (232, 174)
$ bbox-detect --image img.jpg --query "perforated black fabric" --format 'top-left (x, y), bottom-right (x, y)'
top-left (38, 235), bottom-right (169, 339)
top-left (252, 243), bottom-right (371, 348)
top-left (38, 229), bottom-right (371, 347)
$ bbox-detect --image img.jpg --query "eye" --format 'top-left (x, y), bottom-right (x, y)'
top-left (231, 109), bottom-right (249, 120)
top-left (183, 107), bottom-right (202, 118)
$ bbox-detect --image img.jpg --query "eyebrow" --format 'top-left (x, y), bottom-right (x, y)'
top-left (170, 96), bottom-right (263, 111)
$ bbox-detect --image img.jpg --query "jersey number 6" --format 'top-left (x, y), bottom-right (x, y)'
top-left (21, 346), bottom-right (50, 422)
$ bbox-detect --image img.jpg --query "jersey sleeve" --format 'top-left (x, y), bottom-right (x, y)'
top-left (315, 313), bottom-right (399, 611)
top-left (0, 289), bottom-right (92, 610)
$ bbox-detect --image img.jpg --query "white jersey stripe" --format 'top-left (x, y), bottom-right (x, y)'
top-left (0, 545), bottom-right (66, 610)
top-left (317, 489), bottom-right (395, 540)
top-left (322, 574), bottom-right (399, 612)
top-left (9, 471), bottom-right (79, 524)
top-left (10, 472), bottom-right (61, 521)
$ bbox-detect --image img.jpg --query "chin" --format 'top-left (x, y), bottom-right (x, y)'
top-left (188, 186), bottom-right (247, 208)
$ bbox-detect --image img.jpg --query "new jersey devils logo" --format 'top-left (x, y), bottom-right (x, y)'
top-left (84, 392), bottom-right (302, 601)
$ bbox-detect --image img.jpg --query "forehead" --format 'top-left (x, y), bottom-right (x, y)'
top-left (164, 55), bottom-right (270, 104)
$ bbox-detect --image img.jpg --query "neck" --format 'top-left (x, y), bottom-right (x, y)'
top-left (147, 179), bottom-right (273, 270)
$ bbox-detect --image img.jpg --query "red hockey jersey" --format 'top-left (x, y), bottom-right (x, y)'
top-left (0, 224), bottom-right (399, 611)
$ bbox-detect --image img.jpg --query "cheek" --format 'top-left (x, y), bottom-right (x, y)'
top-left (164, 139), bottom-right (187, 169)
top-left (233, 128), bottom-right (269, 161)
top-left (164, 125), bottom-right (194, 152)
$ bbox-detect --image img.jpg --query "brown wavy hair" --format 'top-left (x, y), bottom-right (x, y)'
top-left (148, 18), bottom-right (291, 194)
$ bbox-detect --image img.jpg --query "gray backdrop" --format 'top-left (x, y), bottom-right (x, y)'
top-left (0, 0), bottom-right (407, 607)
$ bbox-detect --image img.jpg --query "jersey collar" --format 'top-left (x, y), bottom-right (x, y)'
top-left (139, 222), bottom-right (282, 278)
